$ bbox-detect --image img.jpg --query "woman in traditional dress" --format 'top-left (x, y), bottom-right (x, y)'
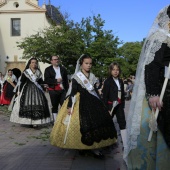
top-left (0, 72), bottom-right (4, 97)
top-left (125, 5), bottom-right (170, 170)
top-left (10, 58), bottom-right (52, 126)
top-left (0, 69), bottom-right (17, 105)
top-left (50, 54), bottom-right (117, 159)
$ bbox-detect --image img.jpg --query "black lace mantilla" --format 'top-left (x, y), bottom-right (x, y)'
top-left (144, 43), bottom-right (170, 148)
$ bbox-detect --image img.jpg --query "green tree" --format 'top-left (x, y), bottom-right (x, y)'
top-left (83, 15), bottom-right (122, 77)
top-left (118, 41), bottom-right (143, 77)
top-left (17, 20), bottom-right (85, 74)
top-left (17, 13), bottom-right (121, 76)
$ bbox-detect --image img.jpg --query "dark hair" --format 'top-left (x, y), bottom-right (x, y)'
top-left (50, 55), bottom-right (60, 61)
top-left (167, 5), bottom-right (170, 18)
top-left (8, 69), bottom-right (12, 72)
top-left (24, 58), bottom-right (39, 71)
top-left (124, 80), bottom-right (128, 84)
top-left (108, 62), bottom-right (121, 76)
top-left (79, 54), bottom-right (92, 65)
top-left (128, 80), bottom-right (132, 83)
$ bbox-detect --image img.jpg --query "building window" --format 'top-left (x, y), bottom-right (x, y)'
top-left (11, 18), bottom-right (21, 36)
top-left (13, 2), bottom-right (19, 8)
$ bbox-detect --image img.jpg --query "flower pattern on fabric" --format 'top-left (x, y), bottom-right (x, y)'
top-left (50, 93), bottom-right (117, 149)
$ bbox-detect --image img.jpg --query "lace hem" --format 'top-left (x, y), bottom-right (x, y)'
top-left (124, 6), bottom-right (170, 162)
top-left (81, 126), bottom-right (115, 146)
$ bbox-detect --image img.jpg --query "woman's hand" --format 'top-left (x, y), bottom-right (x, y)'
top-left (98, 89), bottom-right (102, 95)
top-left (68, 108), bottom-right (72, 115)
top-left (44, 84), bottom-right (48, 88)
top-left (149, 96), bottom-right (163, 111)
top-left (57, 78), bottom-right (62, 83)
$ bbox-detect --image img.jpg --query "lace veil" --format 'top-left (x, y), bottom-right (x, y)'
top-left (24, 58), bottom-right (42, 80)
top-left (66, 54), bottom-right (97, 97)
top-left (66, 54), bottom-right (85, 97)
top-left (124, 5), bottom-right (170, 160)
top-left (4, 70), bottom-right (17, 83)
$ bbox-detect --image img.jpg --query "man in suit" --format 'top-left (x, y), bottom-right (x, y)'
top-left (44, 55), bottom-right (69, 121)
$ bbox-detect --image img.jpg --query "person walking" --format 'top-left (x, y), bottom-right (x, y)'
top-left (0, 69), bottom-right (17, 105)
top-left (125, 5), bottom-right (170, 169)
top-left (50, 54), bottom-right (117, 159)
top-left (44, 55), bottom-right (69, 121)
top-left (102, 62), bottom-right (127, 151)
top-left (10, 58), bottom-right (52, 126)
top-left (0, 72), bottom-right (4, 97)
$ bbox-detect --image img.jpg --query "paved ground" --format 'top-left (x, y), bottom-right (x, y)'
top-left (0, 101), bottom-right (130, 170)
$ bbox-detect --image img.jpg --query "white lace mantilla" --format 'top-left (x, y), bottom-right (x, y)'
top-left (124, 5), bottom-right (170, 163)
top-left (74, 72), bottom-right (96, 89)
top-left (66, 71), bottom-right (98, 98)
top-left (24, 69), bottom-right (43, 91)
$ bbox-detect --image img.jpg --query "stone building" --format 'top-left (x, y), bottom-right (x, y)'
top-left (0, 0), bottom-right (63, 76)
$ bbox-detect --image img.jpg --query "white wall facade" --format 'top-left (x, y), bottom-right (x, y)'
top-left (0, 0), bottom-right (51, 75)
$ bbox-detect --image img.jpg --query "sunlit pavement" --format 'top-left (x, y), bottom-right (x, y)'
top-left (0, 101), bottom-right (130, 170)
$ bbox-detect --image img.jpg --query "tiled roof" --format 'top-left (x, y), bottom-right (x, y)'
top-left (46, 5), bottom-right (64, 25)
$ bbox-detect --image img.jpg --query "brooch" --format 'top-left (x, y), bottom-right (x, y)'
top-left (84, 80), bottom-right (88, 84)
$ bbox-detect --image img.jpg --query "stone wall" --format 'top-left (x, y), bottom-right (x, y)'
top-left (5, 61), bottom-right (26, 72)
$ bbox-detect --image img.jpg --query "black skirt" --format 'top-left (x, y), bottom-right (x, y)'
top-left (3, 81), bottom-right (15, 100)
top-left (158, 80), bottom-right (170, 148)
top-left (79, 89), bottom-right (117, 146)
top-left (19, 81), bottom-right (50, 120)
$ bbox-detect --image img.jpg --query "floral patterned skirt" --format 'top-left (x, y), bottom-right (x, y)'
top-left (50, 93), bottom-right (117, 149)
top-left (128, 98), bottom-right (170, 170)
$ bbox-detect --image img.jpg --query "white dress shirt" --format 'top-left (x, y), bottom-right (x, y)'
top-left (113, 77), bottom-right (120, 90)
top-left (53, 66), bottom-right (62, 79)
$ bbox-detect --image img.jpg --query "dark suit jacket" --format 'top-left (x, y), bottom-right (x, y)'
top-left (102, 76), bottom-right (125, 109)
top-left (44, 65), bottom-right (69, 91)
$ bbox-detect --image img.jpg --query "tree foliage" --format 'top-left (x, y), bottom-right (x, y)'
top-left (118, 41), bottom-right (143, 77)
top-left (17, 6), bottom-right (144, 78)
top-left (17, 14), bottom-right (121, 76)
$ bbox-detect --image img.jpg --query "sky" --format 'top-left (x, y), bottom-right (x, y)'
top-left (39, 0), bottom-right (170, 43)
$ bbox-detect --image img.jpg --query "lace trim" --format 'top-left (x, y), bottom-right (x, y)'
top-left (74, 73), bottom-right (96, 88)
top-left (66, 72), bottom-right (97, 97)
top-left (146, 94), bottom-right (159, 100)
top-left (124, 5), bottom-right (170, 162)
top-left (24, 69), bottom-right (42, 82)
